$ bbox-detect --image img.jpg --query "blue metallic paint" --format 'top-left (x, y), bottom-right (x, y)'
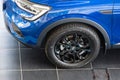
top-left (113, 0), bottom-right (120, 45)
top-left (3, 0), bottom-right (119, 48)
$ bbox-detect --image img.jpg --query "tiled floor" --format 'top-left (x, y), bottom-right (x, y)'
top-left (1, 2), bottom-right (120, 80)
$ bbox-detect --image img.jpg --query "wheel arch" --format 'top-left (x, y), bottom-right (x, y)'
top-left (37, 18), bottom-right (111, 49)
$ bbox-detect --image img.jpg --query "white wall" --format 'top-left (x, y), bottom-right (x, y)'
top-left (0, 0), bottom-right (6, 30)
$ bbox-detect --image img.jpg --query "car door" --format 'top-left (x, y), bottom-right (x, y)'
top-left (112, 0), bottom-right (120, 46)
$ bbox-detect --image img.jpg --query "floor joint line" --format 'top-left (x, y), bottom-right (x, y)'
top-left (18, 42), bottom-right (23, 80)
top-left (56, 66), bottom-right (60, 80)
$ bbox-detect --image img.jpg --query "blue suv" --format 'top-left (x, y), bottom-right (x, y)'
top-left (3, 0), bottom-right (120, 68)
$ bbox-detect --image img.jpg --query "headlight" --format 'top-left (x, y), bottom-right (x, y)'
top-left (15, 0), bottom-right (51, 21)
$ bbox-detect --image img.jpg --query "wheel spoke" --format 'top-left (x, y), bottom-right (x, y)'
top-left (72, 53), bottom-right (78, 63)
top-left (78, 55), bottom-right (85, 60)
top-left (60, 50), bottom-right (68, 56)
top-left (62, 37), bottom-right (68, 44)
top-left (80, 44), bottom-right (89, 49)
top-left (79, 50), bottom-right (86, 55)
top-left (74, 33), bottom-right (79, 42)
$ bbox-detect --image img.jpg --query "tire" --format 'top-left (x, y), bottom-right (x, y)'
top-left (45, 23), bottom-right (100, 68)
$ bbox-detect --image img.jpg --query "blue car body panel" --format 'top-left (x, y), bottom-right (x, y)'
top-left (3, 0), bottom-right (120, 48)
top-left (113, 0), bottom-right (120, 45)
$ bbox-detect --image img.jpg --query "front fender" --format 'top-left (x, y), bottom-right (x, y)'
top-left (37, 18), bottom-right (111, 49)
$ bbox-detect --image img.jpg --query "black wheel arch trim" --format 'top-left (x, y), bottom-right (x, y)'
top-left (37, 18), bottom-right (111, 49)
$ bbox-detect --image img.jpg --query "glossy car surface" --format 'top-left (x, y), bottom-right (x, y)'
top-left (3, 0), bottom-right (120, 68)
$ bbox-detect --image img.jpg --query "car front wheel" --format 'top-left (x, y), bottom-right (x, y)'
top-left (45, 23), bottom-right (100, 68)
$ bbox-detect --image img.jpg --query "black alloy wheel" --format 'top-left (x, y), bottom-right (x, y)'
top-left (54, 33), bottom-right (91, 64)
top-left (45, 23), bottom-right (100, 68)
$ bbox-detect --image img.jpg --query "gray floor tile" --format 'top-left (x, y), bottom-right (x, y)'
top-left (93, 69), bottom-right (109, 80)
top-left (108, 69), bottom-right (120, 80)
top-left (21, 49), bottom-right (56, 69)
top-left (0, 30), bottom-right (10, 37)
top-left (0, 35), bottom-right (18, 49)
top-left (0, 49), bottom-right (20, 70)
top-left (23, 70), bottom-right (57, 80)
top-left (0, 71), bottom-right (21, 80)
top-left (58, 70), bottom-right (93, 80)
top-left (92, 49), bottom-right (120, 68)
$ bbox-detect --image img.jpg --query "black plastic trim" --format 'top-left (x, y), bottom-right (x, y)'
top-left (37, 18), bottom-right (111, 49)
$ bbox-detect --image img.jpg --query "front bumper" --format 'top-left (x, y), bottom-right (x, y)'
top-left (4, 12), bottom-right (38, 47)
top-left (3, 1), bottom-right (39, 47)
